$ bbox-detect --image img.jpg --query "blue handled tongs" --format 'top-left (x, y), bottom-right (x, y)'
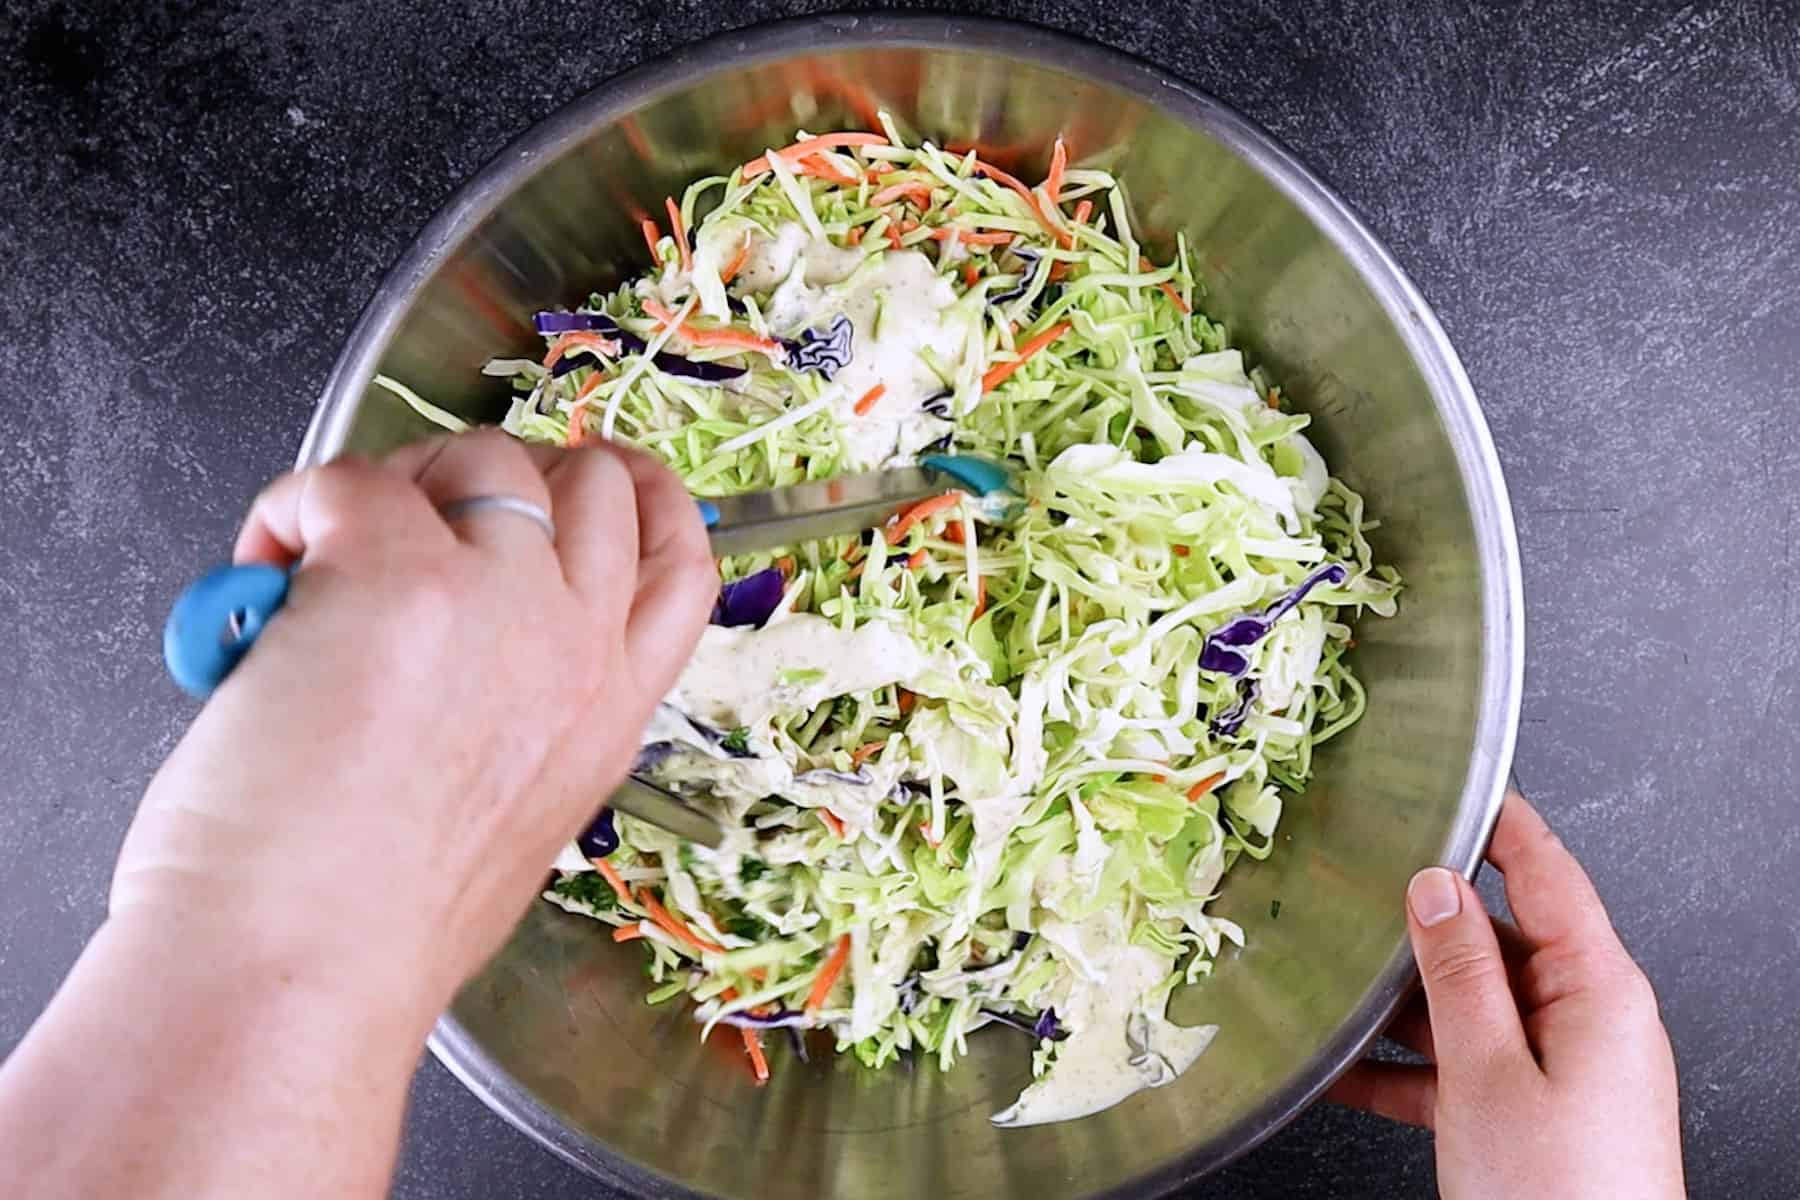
top-left (162, 454), bottom-right (1012, 846)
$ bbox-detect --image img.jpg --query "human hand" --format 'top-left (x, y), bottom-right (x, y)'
top-left (112, 430), bottom-right (716, 1004)
top-left (1328, 788), bottom-right (1685, 1198)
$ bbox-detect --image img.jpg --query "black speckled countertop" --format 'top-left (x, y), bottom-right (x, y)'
top-left (2, 2), bottom-right (1797, 1197)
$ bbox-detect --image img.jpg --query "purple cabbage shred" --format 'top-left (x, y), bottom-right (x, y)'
top-left (533, 309), bottom-right (746, 384)
top-left (1198, 564), bottom-right (1348, 678)
top-left (712, 567), bottom-right (785, 628)
top-left (1210, 680), bottom-right (1259, 736)
top-left (779, 314), bottom-right (854, 379)
top-left (980, 1007), bottom-right (1067, 1042)
top-left (576, 808), bottom-right (619, 859)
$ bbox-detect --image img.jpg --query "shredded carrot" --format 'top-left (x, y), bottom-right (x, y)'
top-left (541, 331), bottom-right (620, 373)
top-left (1172, 544), bottom-right (1190, 557)
top-left (593, 858), bottom-right (632, 904)
top-left (742, 132), bottom-right (888, 176)
top-left (981, 321), bottom-right (1072, 393)
top-left (612, 923), bottom-right (646, 943)
top-left (942, 521), bottom-right (965, 544)
top-left (805, 934), bottom-right (854, 1012)
top-left (962, 262), bottom-right (981, 287)
top-left (1152, 773), bottom-right (1169, 784)
top-left (640, 217), bottom-right (661, 260)
top-left (641, 298), bottom-right (782, 354)
top-left (665, 197), bottom-right (692, 273)
top-left (885, 222), bottom-right (904, 249)
top-left (1073, 198), bottom-right (1093, 225)
top-left (794, 156), bottom-right (860, 187)
top-left (565, 401), bottom-right (588, 447)
top-left (971, 575), bottom-right (987, 620)
top-left (1140, 256), bottom-right (1191, 313)
top-left (871, 161), bottom-right (897, 175)
top-left (872, 180), bottom-right (933, 207)
top-left (928, 227), bottom-right (1013, 247)
top-left (1187, 772), bottom-right (1227, 803)
top-left (819, 809), bottom-right (846, 839)
top-left (850, 741), bottom-right (886, 769)
top-left (1267, 386), bottom-right (1282, 410)
top-left (854, 382), bottom-right (886, 416)
top-left (905, 548), bottom-right (929, 571)
top-left (971, 158), bottom-right (1058, 238)
top-left (775, 555), bottom-right (795, 577)
top-left (897, 688), bottom-right (916, 715)
top-left (741, 1027), bottom-right (770, 1085)
top-left (1045, 135), bottom-right (1067, 207)
top-left (847, 223), bottom-right (865, 246)
top-left (636, 888), bottom-right (725, 955)
top-left (719, 235), bottom-right (752, 284)
top-left (886, 492), bottom-right (962, 544)
top-left (918, 822), bottom-right (942, 848)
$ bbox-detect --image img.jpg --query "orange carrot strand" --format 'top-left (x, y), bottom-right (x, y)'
top-left (665, 196), bottom-right (692, 273)
top-left (640, 217), bottom-right (661, 260)
top-left (741, 1027), bottom-right (770, 1085)
top-left (805, 934), bottom-right (853, 1012)
top-left (593, 859), bottom-right (632, 904)
top-left (541, 331), bottom-right (619, 373)
top-left (854, 383), bottom-right (886, 416)
top-left (1141, 256), bottom-right (1191, 313)
top-left (636, 888), bottom-right (725, 955)
top-left (1187, 772), bottom-right (1227, 803)
top-left (980, 321), bottom-right (1072, 394)
top-left (793, 156), bottom-right (860, 187)
top-left (612, 923), bottom-right (646, 942)
top-left (886, 492), bottom-right (962, 544)
top-left (742, 132), bottom-right (888, 176)
top-left (819, 809), bottom-right (847, 839)
top-left (1045, 135), bottom-right (1067, 207)
top-left (719, 236), bottom-right (752, 284)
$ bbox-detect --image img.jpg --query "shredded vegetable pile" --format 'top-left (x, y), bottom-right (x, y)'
top-left (382, 117), bottom-right (1400, 1124)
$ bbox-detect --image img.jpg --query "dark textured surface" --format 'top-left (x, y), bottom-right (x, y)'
top-left (2, 1), bottom-right (1796, 1197)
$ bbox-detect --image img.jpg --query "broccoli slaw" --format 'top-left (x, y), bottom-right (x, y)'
top-left (383, 117), bottom-right (1400, 1126)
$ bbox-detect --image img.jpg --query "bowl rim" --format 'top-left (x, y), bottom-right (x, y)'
top-left (300, 12), bottom-right (1523, 1196)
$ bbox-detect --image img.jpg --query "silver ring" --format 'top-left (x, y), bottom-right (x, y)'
top-left (438, 494), bottom-right (556, 541)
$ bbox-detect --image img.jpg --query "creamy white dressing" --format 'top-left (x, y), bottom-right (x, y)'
top-left (724, 222), bottom-right (970, 470)
top-left (991, 911), bottom-right (1217, 1127)
top-left (674, 614), bottom-right (926, 731)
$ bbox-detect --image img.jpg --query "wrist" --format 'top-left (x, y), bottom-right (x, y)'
top-left (99, 896), bottom-right (449, 1048)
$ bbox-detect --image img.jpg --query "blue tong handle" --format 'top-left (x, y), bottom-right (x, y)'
top-left (164, 456), bottom-right (1009, 699)
top-left (163, 563), bottom-right (292, 699)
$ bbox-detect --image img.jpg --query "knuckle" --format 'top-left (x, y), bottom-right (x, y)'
top-left (307, 456), bottom-right (394, 510)
top-left (1610, 964), bottom-right (1662, 1022)
top-left (1426, 942), bottom-right (1504, 992)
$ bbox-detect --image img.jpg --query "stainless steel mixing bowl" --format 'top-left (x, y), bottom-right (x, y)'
top-left (299, 14), bottom-right (1522, 1197)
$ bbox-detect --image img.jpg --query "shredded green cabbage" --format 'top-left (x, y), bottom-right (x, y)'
top-left (419, 120), bottom-right (1401, 1104)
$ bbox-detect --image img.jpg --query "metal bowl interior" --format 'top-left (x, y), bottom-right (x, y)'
top-left (302, 15), bottom-right (1521, 1199)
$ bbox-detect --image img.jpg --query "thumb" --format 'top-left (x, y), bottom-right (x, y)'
top-left (1407, 866), bottom-right (1529, 1083)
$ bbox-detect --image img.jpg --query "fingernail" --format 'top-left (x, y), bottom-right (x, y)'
top-left (1408, 867), bottom-right (1462, 927)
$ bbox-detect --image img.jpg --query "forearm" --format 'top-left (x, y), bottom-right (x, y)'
top-left (0, 905), bottom-right (440, 1199)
